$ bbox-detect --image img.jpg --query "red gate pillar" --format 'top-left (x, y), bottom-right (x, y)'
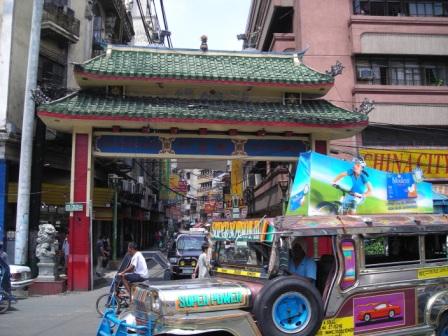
top-left (68, 131), bottom-right (93, 291)
top-left (313, 140), bottom-right (328, 155)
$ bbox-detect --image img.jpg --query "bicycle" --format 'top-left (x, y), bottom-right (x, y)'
top-left (95, 276), bottom-right (130, 316)
top-left (316, 184), bottom-right (365, 215)
top-left (95, 254), bottom-right (132, 316)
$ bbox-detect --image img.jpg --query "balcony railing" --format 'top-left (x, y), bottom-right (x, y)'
top-left (41, 2), bottom-right (80, 43)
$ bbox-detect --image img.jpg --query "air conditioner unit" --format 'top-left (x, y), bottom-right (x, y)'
top-left (357, 68), bottom-right (374, 80)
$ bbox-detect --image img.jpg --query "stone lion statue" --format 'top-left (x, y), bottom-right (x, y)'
top-left (36, 223), bottom-right (57, 259)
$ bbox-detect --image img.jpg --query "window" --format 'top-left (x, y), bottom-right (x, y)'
top-left (425, 234), bottom-right (448, 261)
top-left (356, 55), bottom-right (448, 86)
top-left (355, 0), bottom-right (448, 16)
top-left (364, 236), bottom-right (420, 267)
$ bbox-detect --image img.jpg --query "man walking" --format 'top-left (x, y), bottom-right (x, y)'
top-left (96, 235), bottom-right (109, 277)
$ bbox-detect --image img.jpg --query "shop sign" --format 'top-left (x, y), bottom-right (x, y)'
top-left (65, 203), bottom-right (84, 212)
top-left (360, 149), bottom-right (448, 179)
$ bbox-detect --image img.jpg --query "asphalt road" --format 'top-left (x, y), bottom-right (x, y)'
top-left (0, 285), bottom-right (109, 336)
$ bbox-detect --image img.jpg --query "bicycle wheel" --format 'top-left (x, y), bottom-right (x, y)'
top-left (96, 293), bottom-right (120, 316)
top-left (316, 202), bottom-right (339, 215)
top-left (0, 291), bottom-right (10, 314)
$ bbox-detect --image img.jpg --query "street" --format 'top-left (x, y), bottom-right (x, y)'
top-left (1, 286), bottom-right (106, 336)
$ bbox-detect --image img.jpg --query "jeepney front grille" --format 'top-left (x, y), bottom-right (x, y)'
top-left (179, 258), bottom-right (197, 267)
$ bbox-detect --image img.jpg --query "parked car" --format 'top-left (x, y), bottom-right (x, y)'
top-left (10, 265), bottom-right (33, 290)
top-left (98, 214), bottom-right (448, 336)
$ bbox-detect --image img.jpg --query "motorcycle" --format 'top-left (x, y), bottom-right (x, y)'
top-left (0, 263), bottom-right (16, 314)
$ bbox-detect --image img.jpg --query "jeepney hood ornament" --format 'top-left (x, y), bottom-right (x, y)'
top-left (134, 278), bottom-right (252, 316)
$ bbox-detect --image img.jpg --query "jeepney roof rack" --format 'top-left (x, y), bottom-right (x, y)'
top-left (279, 214), bottom-right (448, 236)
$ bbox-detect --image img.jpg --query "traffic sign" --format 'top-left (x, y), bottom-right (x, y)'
top-left (65, 203), bottom-right (84, 212)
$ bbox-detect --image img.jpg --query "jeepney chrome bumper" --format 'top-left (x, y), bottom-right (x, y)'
top-left (96, 309), bottom-right (262, 336)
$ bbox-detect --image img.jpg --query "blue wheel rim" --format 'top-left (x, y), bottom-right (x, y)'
top-left (272, 292), bottom-right (311, 333)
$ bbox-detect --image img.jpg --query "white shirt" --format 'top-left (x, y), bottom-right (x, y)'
top-left (198, 252), bottom-right (210, 279)
top-left (131, 251), bottom-right (148, 278)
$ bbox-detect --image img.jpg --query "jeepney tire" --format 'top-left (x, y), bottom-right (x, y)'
top-left (253, 275), bottom-right (323, 336)
top-left (436, 312), bottom-right (448, 336)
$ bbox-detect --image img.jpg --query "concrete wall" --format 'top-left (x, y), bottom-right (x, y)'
top-left (66, 1), bottom-right (93, 90)
top-left (7, 0), bottom-right (32, 131)
top-left (0, 0), bottom-right (3, 32)
top-left (295, 0), bottom-right (355, 112)
top-left (368, 103), bottom-right (448, 125)
top-left (360, 33), bottom-right (448, 55)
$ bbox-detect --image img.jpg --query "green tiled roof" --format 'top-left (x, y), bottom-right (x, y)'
top-left (76, 46), bottom-right (334, 85)
top-left (39, 92), bottom-right (367, 125)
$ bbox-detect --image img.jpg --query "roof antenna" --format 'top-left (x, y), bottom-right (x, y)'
top-left (200, 35), bottom-right (208, 52)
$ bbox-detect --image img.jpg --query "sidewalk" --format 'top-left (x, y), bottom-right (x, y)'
top-left (1, 274), bottom-right (114, 336)
top-left (1, 255), bottom-right (170, 336)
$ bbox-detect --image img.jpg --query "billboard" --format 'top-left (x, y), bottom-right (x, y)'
top-left (286, 152), bottom-right (433, 216)
top-left (360, 148), bottom-right (448, 179)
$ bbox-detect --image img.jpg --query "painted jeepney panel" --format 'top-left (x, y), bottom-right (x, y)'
top-left (317, 232), bottom-right (448, 335)
top-left (211, 218), bottom-right (275, 242)
top-left (144, 279), bottom-right (252, 315)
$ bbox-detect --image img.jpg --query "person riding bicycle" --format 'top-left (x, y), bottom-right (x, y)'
top-left (118, 242), bottom-right (148, 299)
top-left (332, 157), bottom-right (372, 215)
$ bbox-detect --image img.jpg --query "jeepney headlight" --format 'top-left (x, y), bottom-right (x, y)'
top-left (191, 260), bottom-right (196, 267)
top-left (179, 260), bottom-right (185, 266)
top-left (169, 257), bottom-right (177, 264)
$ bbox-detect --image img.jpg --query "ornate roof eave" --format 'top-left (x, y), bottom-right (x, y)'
top-left (73, 68), bottom-right (333, 93)
top-left (72, 45), bottom-right (334, 94)
top-left (37, 92), bottom-right (368, 140)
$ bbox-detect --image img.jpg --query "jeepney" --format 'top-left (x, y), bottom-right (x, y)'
top-left (97, 213), bottom-right (448, 336)
top-left (167, 229), bottom-right (208, 278)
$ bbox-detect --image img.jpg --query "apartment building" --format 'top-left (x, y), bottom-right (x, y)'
top-left (245, 0), bottom-right (448, 211)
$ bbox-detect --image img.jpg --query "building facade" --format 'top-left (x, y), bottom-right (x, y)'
top-left (0, 1), bottom-right (158, 272)
top-left (245, 0), bottom-right (448, 209)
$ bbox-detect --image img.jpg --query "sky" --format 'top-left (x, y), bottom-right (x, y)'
top-left (162, 0), bottom-right (252, 51)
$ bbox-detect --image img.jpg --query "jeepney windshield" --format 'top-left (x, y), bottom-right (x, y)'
top-left (177, 235), bottom-right (205, 251)
top-left (215, 240), bottom-right (272, 268)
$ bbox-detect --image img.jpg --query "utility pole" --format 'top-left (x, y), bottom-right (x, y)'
top-left (14, 0), bottom-right (44, 265)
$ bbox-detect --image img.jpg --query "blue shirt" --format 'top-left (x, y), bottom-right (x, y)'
top-left (347, 169), bottom-right (368, 194)
top-left (288, 256), bottom-right (316, 280)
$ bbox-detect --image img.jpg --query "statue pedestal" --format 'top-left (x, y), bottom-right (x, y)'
top-left (29, 278), bottom-right (67, 296)
top-left (36, 257), bottom-right (58, 281)
top-left (30, 255), bottom-right (66, 295)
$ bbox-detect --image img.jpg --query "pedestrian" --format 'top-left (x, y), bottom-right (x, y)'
top-left (96, 235), bottom-right (109, 277)
top-left (62, 232), bottom-right (69, 274)
top-left (192, 243), bottom-right (210, 279)
top-left (0, 242), bottom-right (11, 295)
